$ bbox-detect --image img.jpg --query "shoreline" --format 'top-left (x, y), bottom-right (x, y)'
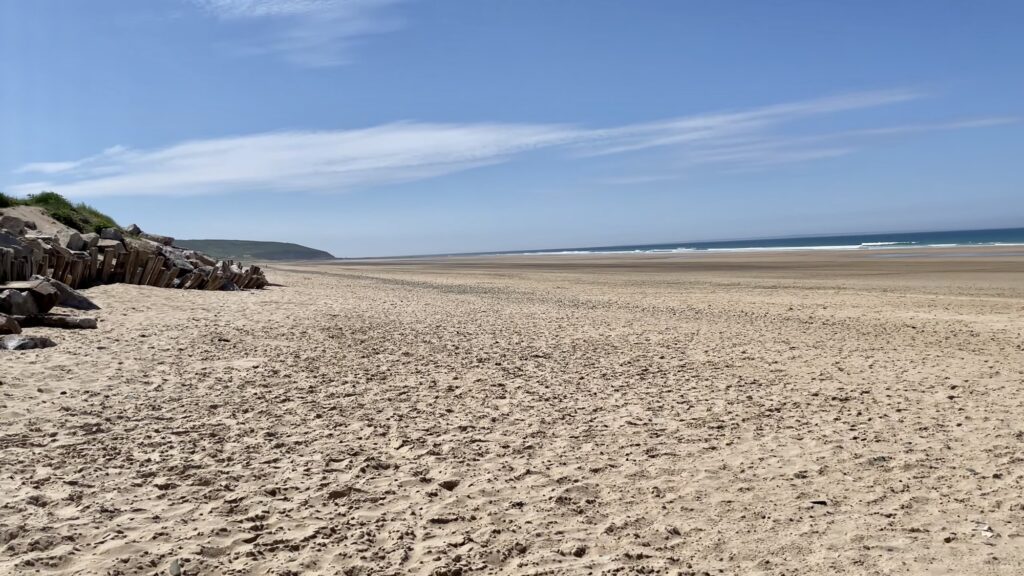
top-left (332, 242), bottom-right (1024, 262)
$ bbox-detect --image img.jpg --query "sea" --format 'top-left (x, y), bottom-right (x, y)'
top-left (485, 227), bottom-right (1024, 256)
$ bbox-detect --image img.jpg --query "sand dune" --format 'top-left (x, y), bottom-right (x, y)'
top-left (2, 248), bottom-right (1023, 574)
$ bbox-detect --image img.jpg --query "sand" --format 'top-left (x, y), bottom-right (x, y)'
top-left (2, 247), bottom-right (1023, 575)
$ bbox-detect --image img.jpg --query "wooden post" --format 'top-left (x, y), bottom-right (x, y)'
top-left (101, 248), bottom-right (115, 282)
top-left (116, 250), bottom-right (132, 283)
top-left (162, 266), bottom-right (178, 288)
top-left (130, 262), bottom-right (145, 284)
top-left (152, 267), bottom-right (168, 287)
top-left (142, 256), bottom-right (163, 286)
top-left (88, 247), bottom-right (99, 284)
top-left (69, 259), bottom-right (83, 288)
top-left (52, 252), bottom-right (65, 281)
top-left (135, 256), bottom-right (151, 285)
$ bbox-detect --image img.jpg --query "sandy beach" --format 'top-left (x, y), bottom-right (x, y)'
top-left (3, 247), bottom-right (1024, 575)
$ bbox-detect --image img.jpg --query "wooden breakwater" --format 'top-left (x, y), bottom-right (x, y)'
top-left (0, 246), bottom-right (37, 285)
top-left (2, 245), bottom-right (265, 291)
top-left (56, 248), bottom-right (264, 290)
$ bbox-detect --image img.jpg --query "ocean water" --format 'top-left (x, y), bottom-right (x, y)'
top-left (492, 227), bottom-right (1024, 256)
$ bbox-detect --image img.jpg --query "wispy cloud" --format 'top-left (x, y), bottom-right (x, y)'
top-left (191, 0), bottom-right (402, 67)
top-left (9, 90), bottom-right (1016, 198)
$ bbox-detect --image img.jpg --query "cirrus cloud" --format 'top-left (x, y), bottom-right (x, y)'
top-left (190, 0), bottom-right (404, 67)
top-left (8, 90), bottom-right (1016, 198)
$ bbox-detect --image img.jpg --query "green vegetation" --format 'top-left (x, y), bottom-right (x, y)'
top-left (175, 239), bottom-right (334, 261)
top-left (0, 191), bottom-right (118, 233)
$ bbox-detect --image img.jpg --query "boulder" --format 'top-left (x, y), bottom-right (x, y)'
top-left (174, 258), bottom-right (195, 274)
top-left (0, 230), bottom-right (32, 258)
top-left (24, 231), bottom-right (57, 243)
top-left (0, 289), bottom-right (38, 316)
top-left (31, 276), bottom-right (100, 310)
top-left (100, 228), bottom-right (124, 242)
top-left (61, 231), bottom-right (86, 251)
top-left (97, 238), bottom-right (126, 254)
top-left (17, 237), bottom-right (49, 259)
top-left (126, 224), bottom-right (142, 235)
top-left (32, 282), bottom-right (60, 313)
top-left (124, 236), bottom-right (162, 255)
top-left (185, 250), bottom-right (216, 267)
top-left (3, 280), bottom-right (60, 313)
top-left (0, 215), bottom-right (26, 235)
top-left (160, 246), bottom-right (195, 274)
top-left (48, 243), bottom-right (73, 260)
top-left (140, 232), bottom-right (174, 246)
top-left (81, 233), bottom-right (100, 248)
top-left (1, 334), bottom-right (57, 351)
top-left (0, 314), bottom-right (20, 335)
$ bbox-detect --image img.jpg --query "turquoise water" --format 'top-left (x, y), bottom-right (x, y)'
top-left (491, 227), bottom-right (1024, 256)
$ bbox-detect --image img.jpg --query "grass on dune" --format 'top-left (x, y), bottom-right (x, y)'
top-left (0, 191), bottom-right (119, 233)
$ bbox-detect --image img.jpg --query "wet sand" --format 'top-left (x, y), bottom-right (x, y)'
top-left (2, 247), bottom-right (1023, 575)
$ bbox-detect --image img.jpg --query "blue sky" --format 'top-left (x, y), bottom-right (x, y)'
top-left (2, 0), bottom-right (1022, 257)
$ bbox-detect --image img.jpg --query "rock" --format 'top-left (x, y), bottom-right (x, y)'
top-left (174, 258), bottom-right (195, 274)
top-left (125, 223), bottom-right (142, 235)
top-left (97, 238), bottom-right (127, 254)
top-left (1, 334), bottom-right (56, 350)
top-left (0, 229), bottom-right (32, 258)
top-left (61, 231), bottom-right (86, 251)
top-left (23, 231), bottom-right (57, 243)
top-left (219, 280), bottom-right (240, 291)
top-left (124, 236), bottom-right (163, 255)
top-left (438, 479), bottom-right (461, 491)
top-left (140, 232), bottom-right (174, 246)
top-left (0, 215), bottom-right (26, 235)
top-left (160, 246), bottom-right (196, 274)
top-left (169, 558), bottom-right (182, 576)
top-left (0, 314), bottom-right (20, 335)
top-left (0, 289), bottom-right (38, 316)
top-left (15, 314), bottom-right (98, 329)
top-left (81, 233), bottom-right (100, 248)
top-left (20, 237), bottom-right (49, 259)
top-left (31, 282), bottom-right (60, 313)
top-left (100, 228), bottom-right (124, 241)
top-left (185, 250), bottom-right (216, 267)
top-left (30, 276), bottom-right (100, 310)
top-left (48, 243), bottom-right (72, 260)
top-left (559, 542), bottom-right (588, 558)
